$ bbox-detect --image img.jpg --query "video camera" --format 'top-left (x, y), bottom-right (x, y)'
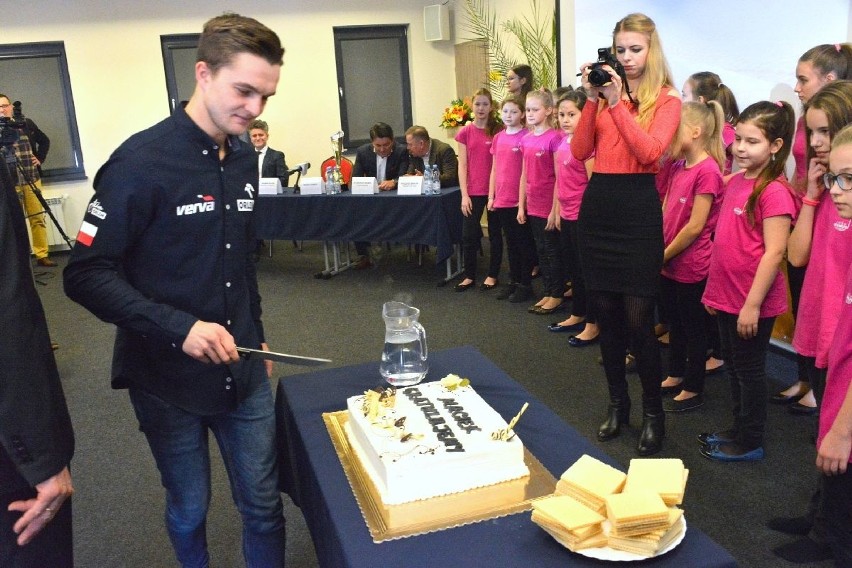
top-left (0, 100), bottom-right (25, 148)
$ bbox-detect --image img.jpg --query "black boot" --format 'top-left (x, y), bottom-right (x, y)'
top-left (597, 398), bottom-right (630, 441)
top-left (637, 410), bottom-right (665, 455)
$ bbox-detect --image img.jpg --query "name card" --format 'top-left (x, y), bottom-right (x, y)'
top-left (300, 177), bottom-right (324, 195)
top-left (258, 177), bottom-right (282, 195)
top-left (397, 176), bottom-right (424, 195)
top-left (350, 177), bottom-right (379, 194)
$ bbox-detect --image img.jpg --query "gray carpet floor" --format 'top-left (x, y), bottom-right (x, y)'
top-left (34, 240), bottom-right (834, 567)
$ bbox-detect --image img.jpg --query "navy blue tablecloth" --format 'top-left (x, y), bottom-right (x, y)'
top-left (275, 346), bottom-right (738, 568)
top-left (254, 188), bottom-right (463, 264)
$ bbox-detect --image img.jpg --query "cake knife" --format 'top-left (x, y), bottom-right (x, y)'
top-left (236, 347), bottom-right (331, 366)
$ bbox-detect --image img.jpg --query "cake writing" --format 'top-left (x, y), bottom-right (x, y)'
top-left (401, 387), bottom-right (466, 452)
top-left (436, 398), bottom-right (482, 434)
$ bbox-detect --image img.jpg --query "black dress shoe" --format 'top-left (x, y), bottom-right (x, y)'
top-left (454, 280), bottom-right (475, 292)
top-left (766, 516), bottom-right (814, 536)
top-left (771, 391), bottom-right (806, 404)
top-left (479, 280), bottom-right (498, 291)
top-left (772, 537), bottom-right (833, 563)
top-left (789, 401), bottom-right (818, 415)
top-left (568, 334), bottom-right (599, 347)
top-left (664, 394), bottom-right (704, 413)
top-left (496, 284), bottom-right (517, 300)
top-left (548, 321), bottom-right (584, 332)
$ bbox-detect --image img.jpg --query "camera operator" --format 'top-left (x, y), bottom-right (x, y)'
top-left (0, 94), bottom-right (54, 267)
top-left (571, 13), bottom-right (682, 456)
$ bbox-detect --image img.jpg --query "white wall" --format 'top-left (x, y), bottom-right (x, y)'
top-left (4, 0), bottom-right (460, 235)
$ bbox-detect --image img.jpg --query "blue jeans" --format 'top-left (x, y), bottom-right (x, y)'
top-left (129, 383), bottom-right (285, 568)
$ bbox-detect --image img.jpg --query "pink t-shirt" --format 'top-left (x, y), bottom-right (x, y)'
top-left (722, 122), bottom-right (735, 175)
top-left (521, 129), bottom-right (564, 219)
top-left (792, 199), bottom-right (852, 367)
top-left (792, 117), bottom-right (808, 191)
top-left (490, 129), bottom-right (525, 208)
top-left (702, 173), bottom-right (797, 317)
top-left (818, 261), bottom-right (852, 464)
top-left (555, 135), bottom-right (589, 221)
top-left (661, 156), bottom-right (724, 283)
top-left (456, 123), bottom-right (499, 197)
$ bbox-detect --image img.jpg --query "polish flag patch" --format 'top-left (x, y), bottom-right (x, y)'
top-left (76, 221), bottom-right (98, 247)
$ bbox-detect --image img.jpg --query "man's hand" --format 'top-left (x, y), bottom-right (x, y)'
top-left (8, 466), bottom-right (73, 546)
top-left (260, 342), bottom-right (274, 378)
top-left (182, 321), bottom-right (239, 364)
top-left (378, 180), bottom-right (396, 191)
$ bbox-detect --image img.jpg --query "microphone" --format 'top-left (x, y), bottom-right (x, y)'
top-left (286, 162), bottom-right (310, 176)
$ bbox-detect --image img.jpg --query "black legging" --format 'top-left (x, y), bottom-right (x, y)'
top-left (590, 290), bottom-right (662, 410)
top-left (462, 196), bottom-right (503, 281)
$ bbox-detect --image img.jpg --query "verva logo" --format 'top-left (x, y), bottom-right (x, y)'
top-left (176, 195), bottom-right (216, 216)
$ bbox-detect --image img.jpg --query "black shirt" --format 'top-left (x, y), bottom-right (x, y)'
top-left (64, 106), bottom-right (267, 415)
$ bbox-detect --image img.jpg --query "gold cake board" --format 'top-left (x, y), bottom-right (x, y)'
top-left (323, 410), bottom-right (557, 543)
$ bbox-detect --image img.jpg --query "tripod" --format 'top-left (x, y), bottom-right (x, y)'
top-left (1, 146), bottom-right (73, 283)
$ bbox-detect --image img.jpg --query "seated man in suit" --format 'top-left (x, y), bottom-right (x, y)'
top-left (404, 125), bottom-right (459, 188)
top-left (249, 119), bottom-right (289, 188)
top-left (350, 122), bottom-right (410, 268)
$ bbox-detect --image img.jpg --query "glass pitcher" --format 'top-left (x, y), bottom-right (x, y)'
top-left (380, 301), bottom-right (428, 386)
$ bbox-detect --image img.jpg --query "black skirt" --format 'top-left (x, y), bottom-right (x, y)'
top-left (577, 173), bottom-right (663, 297)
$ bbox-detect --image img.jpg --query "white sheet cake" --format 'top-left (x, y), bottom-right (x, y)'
top-left (345, 379), bottom-right (530, 504)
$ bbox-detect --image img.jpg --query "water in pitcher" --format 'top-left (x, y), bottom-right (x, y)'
top-left (380, 301), bottom-right (428, 386)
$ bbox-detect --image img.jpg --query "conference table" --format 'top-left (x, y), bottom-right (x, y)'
top-left (275, 346), bottom-right (738, 568)
top-left (254, 187), bottom-right (463, 280)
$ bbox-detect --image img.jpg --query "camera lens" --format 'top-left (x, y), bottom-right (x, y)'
top-left (588, 67), bottom-right (610, 87)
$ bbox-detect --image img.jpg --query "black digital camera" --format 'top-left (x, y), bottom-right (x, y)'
top-left (588, 47), bottom-right (625, 87)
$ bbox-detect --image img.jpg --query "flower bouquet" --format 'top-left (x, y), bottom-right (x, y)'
top-left (440, 98), bottom-right (473, 129)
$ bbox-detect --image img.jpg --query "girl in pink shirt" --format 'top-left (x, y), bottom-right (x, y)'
top-left (681, 72), bottom-right (741, 376)
top-left (549, 90), bottom-right (600, 345)
top-left (489, 96), bottom-right (536, 302)
top-left (455, 89), bottom-right (504, 292)
top-left (787, 82), bottom-right (852, 404)
top-left (815, 125), bottom-right (852, 566)
top-left (699, 101), bottom-right (797, 462)
top-left (776, 44), bottom-right (852, 410)
top-left (517, 89), bottom-right (565, 314)
top-left (657, 102), bottom-right (725, 413)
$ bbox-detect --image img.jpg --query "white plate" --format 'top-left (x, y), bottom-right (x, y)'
top-left (549, 516), bottom-right (686, 562)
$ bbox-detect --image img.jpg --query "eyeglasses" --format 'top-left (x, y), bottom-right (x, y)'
top-left (0, 103), bottom-right (10, 110)
top-left (823, 172), bottom-right (852, 191)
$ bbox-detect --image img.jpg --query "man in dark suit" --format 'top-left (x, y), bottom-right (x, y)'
top-left (0, 140), bottom-right (74, 567)
top-left (404, 125), bottom-right (459, 188)
top-left (249, 119), bottom-right (289, 188)
top-left (350, 122), bottom-right (410, 267)
top-left (351, 122), bottom-right (409, 191)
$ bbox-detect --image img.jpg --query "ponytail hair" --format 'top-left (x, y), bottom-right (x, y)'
top-left (680, 101), bottom-right (726, 171)
top-left (527, 88), bottom-right (556, 128)
top-left (804, 81), bottom-right (852, 164)
top-left (688, 71), bottom-right (740, 124)
top-left (471, 88), bottom-right (501, 137)
top-left (799, 43), bottom-right (852, 81)
top-left (557, 87), bottom-right (588, 111)
top-left (738, 100), bottom-right (796, 225)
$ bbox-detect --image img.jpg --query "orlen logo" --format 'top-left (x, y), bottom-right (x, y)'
top-left (846, 293), bottom-right (852, 305)
top-left (177, 195), bottom-right (215, 216)
top-left (834, 219), bottom-right (851, 232)
top-left (733, 207), bottom-right (744, 216)
top-left (679, 197), bottom-right (687, 204)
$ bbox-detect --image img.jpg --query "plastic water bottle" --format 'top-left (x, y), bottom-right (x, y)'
top-left (431, 164), bottom-right (441, 195)
top-left (324, 166), bottom-right (334, 195)
top-left (422, 165), bottom-right (433, 195)
top-left (332, 165), bottom-right (342, 194)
